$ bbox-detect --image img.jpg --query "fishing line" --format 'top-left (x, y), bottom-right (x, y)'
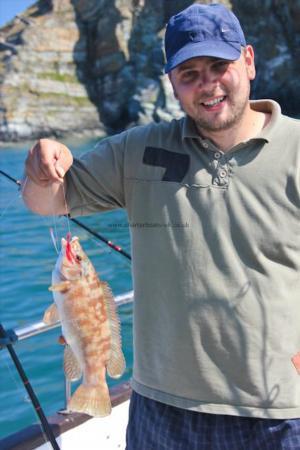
top-left (0, 176), bottom-right (31, 406)
top-left (0, 330), bottom-right (53, 448)
top-left (0, 324), bottom-right (60, 450)
top-left (0, 347), bottom-right (31, 405)
top-left (0, 348), bottom-right (53, 449)
top-left (0, 350), bottom-right (57, 447)
top-left (61, 180), bottom-right (71, 237)
top-left (47, 168), bottom-right (72, 249)
top-left (0, 184), bottom-right (22, 219)
top-left (49, 227), bottom-right (59, 254)
top-left (0, 168), bottom-right (132, 260)
top-left (0, 172), bottom-right (59, 255)
top-left (48, 183), bottom-right (62, 255)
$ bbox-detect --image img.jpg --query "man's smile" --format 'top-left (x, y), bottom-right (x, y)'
top-left (200, 95), bottom-right (227, 111)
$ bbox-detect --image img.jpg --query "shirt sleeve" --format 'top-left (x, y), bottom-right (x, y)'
top-left (65, 133), bottom-right (126, 217)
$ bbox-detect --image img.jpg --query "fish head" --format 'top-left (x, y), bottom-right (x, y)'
top-left (56, 235), bottom-right (93, 281)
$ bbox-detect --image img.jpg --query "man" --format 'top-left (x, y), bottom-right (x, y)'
top-left (23, 3), bottom-right (300, 449)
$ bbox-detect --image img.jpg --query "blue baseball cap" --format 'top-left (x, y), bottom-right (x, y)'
top-left (164, 3), bottom-right (246, 73)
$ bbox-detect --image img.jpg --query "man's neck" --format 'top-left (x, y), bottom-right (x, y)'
top-left (196, 105), bottom-right (271, 152)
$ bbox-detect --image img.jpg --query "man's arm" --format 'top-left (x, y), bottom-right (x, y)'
top-left (22, 138), bottom-right (73, 216)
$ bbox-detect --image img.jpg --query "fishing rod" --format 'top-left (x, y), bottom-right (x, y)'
top-left (0, 169), bottom-right (132, 261)
top-left (0, 323), bottom-right (60, 450)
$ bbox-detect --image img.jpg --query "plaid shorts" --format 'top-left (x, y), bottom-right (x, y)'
top-left (125, 391), bottom-right (300, 450)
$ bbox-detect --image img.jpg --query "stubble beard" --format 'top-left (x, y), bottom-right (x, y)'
top-left (193, 94), bottom-right (250, 133)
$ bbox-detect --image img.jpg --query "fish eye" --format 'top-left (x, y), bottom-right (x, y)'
top-left (75, 254), bottom-right (82, 261)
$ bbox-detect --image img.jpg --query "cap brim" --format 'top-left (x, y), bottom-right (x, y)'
top-left (165, 40), bottom-right (242, 73)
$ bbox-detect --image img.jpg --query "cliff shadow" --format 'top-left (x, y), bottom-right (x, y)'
top-left (70, 0), bottom-right (137, 134)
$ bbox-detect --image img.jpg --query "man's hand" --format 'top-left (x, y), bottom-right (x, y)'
top-left (22, 139), bottom-right (73, 215)
top-left (25, 139), bottom-right (73, 186)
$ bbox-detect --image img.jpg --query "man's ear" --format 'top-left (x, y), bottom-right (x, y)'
top-left (244, 45), bottom-right (256, 81)
top-left (168, 73), bottom-right (178, 99)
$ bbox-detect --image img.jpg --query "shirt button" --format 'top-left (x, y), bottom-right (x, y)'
top-left (202, 142), bottom-right (209, 149)
top-left (219, 169), bottom-right (227, 178)
top-left (211, 160), bottom-right (218, 170)
top-left (219, 178), bottom-right (227, 186)
top-left (214, 152), bottom-right (221, 159)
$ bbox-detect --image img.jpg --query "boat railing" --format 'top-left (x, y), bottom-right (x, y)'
top-left (3, 290), bottom-right (134, 409)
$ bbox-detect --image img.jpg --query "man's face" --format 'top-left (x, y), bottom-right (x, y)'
top-left (168, 46), bottom-right (256, 134)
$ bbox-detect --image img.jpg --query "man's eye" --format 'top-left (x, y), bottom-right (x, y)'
top-left (213, 61), bottom-right (230, 72)
top-left (181, 71), bottom-right (197, 82)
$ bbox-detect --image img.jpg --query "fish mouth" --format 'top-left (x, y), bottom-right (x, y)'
top-left (61, 236), bottom-right (79, 245)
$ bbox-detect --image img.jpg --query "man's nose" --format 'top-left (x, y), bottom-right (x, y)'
top-left (197, 69), bottom-right (218, 89)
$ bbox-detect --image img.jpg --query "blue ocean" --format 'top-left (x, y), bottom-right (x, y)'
top-left (0, 138), bottom-right (133, 439)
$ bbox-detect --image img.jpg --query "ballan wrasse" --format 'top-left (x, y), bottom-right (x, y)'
top-left (43, 234), bottom-right (126, 417)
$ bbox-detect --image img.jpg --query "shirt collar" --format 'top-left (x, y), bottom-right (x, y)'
top-left (182, 115), bottom-right (201, 139)
top-left (250, 99), bottom-right (282, 142)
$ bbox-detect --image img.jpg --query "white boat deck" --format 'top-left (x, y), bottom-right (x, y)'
top-left (0, 292), bottom-right (133, 450)
top-left (36, 400), bottom-right (130, 450)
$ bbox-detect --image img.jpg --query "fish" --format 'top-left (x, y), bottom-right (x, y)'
top-left (43, 233), bottom-right (126, 417)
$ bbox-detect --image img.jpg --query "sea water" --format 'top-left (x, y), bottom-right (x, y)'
top-left (0, 138), bottom-right (133, 439)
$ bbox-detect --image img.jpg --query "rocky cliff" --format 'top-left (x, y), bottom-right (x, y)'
top-left (0, 0), bottom-right (299, 142)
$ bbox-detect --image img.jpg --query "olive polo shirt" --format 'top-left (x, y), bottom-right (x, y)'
top-left (66, 100), bottom-right (300, 418)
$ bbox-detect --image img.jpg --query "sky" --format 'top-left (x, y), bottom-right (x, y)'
top-left (0, 0), bottom-right (35, 27)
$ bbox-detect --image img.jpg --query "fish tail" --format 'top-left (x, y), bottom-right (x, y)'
top-left (68, 384), bottom-right (111, 417)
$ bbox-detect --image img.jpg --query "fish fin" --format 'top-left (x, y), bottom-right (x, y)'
top-left (43, 303), bottom-right (60, 324)
top-left (64, 345), bottom-right (82, 381)
top-left (68, 384), bottom-right (111, 417)
top-left (107, 344), bottom-right (126, 379)
top-left (101, 282), bottom-right (126, 378)
top-left (49, 281), bottom-right (71, 292)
